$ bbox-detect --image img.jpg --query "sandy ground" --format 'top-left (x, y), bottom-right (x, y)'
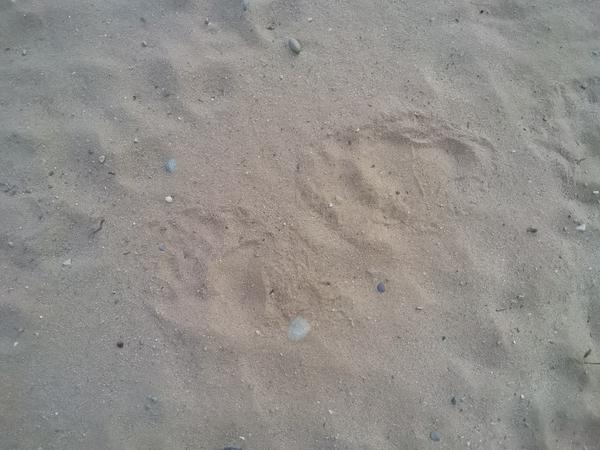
top-left (1, 0), bottom-right (600, 449)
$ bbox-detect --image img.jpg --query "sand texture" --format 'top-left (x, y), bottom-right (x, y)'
top-left (1, 0), bottom-right (600, 448)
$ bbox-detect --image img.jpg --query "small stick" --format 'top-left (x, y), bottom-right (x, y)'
top-left (583, 362), bottom-right (600, 365)
top-left (89, 218), bottom-right (105, 238)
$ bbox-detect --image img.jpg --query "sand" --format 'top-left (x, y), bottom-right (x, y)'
top-left (1, 0), bottom-right (599, 449)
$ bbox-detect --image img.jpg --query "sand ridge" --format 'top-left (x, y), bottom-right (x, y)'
top-left (1, 0), bottom-right (599, 448)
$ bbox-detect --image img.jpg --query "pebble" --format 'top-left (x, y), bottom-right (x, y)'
top-left (241, 0), bottom-right (249, 11)
top-left (21, 49), bottom-right (27, 56)
top-left (576, 223), bottom-right (586, 232)
top-left (430, 431), bottom-right (441, 442)
top-left (224, 448), bottom-right (242, 450)
top-left (165, 195), bottom-right (173, 203)
top-left (98, 155), bottom-right (106, 163)
top-left (158, 244), bottom-right (166, 251)
top-left (593, 190), bottom-right (599, 195)
top-left (288, 316), bottom-right (311, 342)
top-left (165, 159), bottom-right (177, 173)
top-left (62, 258), bottom-right (72, 267)
top-left (288, 37), bottom-right (302, 54)
top-left (376, 281), bottom-right (385, 293)
top-left (133, 137), bottom-right (139, 143)
top-left (141, 40), bottom-right (148, 47)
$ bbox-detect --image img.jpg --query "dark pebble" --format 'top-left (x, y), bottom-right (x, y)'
top-left (430, 431), bottom-right (441, 442)
top-left (376, 281), bottom-right (385, 293)
top-left (116, 341), bottom-right (124, 348)
top-left (451, 396), bottom-right (456, 405)
top-left (526, 227), bottom-right (538, 233)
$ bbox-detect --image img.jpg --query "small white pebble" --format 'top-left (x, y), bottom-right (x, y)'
top-left (165, 196), bottom-right (173, 203)
top-left (593, 191), bottom-right (599, 195)
top-left (62, 258), bottom-right (72, 266)
top-left (520, 394), bottom-right (525, 400)
top-left (133, 137), bottom-right (139, 143)
top-left (576, 223), bottom-right (586, 232)
top-left (22, 49), bottom-right (27, 56)
top-left (141, 40), bottom-right (148, 47)
top-left (98, 155), bottom-right (106, 163)
top-left (308, 17), bottom-right (313, 22)
top-left (13, 342), bottom-right (18, 347)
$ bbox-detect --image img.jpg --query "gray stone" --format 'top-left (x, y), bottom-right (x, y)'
top-left (288, 38), bottom-right (302, 54)
top-left (288, 316), bottom-right (310, 341)
top-left (165, 159), bottom-right (176, 173)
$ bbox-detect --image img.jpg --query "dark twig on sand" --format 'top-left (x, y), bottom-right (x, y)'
top-left (89, 218), bottom-right (105, 238)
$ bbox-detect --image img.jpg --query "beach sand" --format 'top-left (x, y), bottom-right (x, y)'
top-left (1, 0), bottom-right (599, 448)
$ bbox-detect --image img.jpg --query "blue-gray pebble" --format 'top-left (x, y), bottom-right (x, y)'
top-left (288, 316), bottom-right (310, 342)
top-left (165, 159), bottom-right (176, 173)
top-left (430, 431), bottom-right (441, 442)
top-left (288, 38), bottom-right (302, 54)
top-left (377, 281), bottom-right (385, 293)
top-left (159, 244), bottom-right (166, 251)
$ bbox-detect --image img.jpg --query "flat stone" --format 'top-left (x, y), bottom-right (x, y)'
top-left (165, 159), bottom-right (176, 173)
top-left (430, 431), bottom-right (441, 441)
top-left (288, 316), bottom-right (310, 341)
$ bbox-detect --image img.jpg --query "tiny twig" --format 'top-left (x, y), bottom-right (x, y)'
top-left (583, 362), bottom-right (600, 365)
top-left (89, 218), bottom-right (105, 238)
